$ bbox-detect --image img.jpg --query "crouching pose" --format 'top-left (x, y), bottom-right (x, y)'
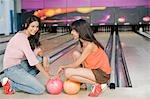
top-left (57, 19), bottom-right (111, 97)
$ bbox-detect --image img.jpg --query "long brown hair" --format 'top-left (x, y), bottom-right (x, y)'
top-left (71, 19), bottom-right (104, 49)
top-left (25, 15), bottom-right (41, 50)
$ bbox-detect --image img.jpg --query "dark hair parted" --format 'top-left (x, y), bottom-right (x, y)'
top-left (24, 15), bottom-right (41, 30)
top-left (28, 32), bottom-right (41, 51)
top-left (25, 15), bottom-right (41, 50)
top-left (71, 19), bottom-right (104, 49)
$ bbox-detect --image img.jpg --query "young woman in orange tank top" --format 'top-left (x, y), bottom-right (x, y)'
top-left (57, 19), bottom-right (111, 97)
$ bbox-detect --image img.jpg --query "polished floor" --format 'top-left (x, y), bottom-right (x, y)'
top-left (0, 31), bottom-right (150, 99)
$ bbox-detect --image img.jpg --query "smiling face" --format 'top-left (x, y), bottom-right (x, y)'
top-left (26, 21), bottom-right (39, 36)
top-left (71, 29), bottom-right (79, 40)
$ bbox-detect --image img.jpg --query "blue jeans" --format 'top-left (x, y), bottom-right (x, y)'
top-left (3, 56), bottom-right (45, 94)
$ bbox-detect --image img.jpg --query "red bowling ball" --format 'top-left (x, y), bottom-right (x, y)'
top-left (46, 78), bottom-right (63, 95)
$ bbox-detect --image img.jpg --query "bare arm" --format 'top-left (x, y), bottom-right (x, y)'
top-left (63, 43), bottom-right (93, 68)
top-left (37, 48), bottom-right (50, 69)
top-left (35, 63), bottom-right (51, 79)
top-left (57, 43), bottom-right (93, 75)
top-left (43, 56), bottom-right (50, 72)
top-left (36, 48), bottom-right (44, 57)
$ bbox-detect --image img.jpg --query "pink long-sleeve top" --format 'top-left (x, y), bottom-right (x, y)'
top-left (3, 31), bottom-right (39, 70)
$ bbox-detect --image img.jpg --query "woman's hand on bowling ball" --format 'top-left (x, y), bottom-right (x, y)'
top-left (57, 66), bottom-right (65, 75)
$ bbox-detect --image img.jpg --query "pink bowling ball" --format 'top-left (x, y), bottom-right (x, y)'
top-left (46, 78), bottom-right (63, 95)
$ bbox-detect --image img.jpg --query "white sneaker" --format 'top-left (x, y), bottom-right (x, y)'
top-left (2, 77), bottom-right (9, 86)
top-left (2, 77), bottom-right (14, 94)
top-left (101, 83), bottom-right (107, 91)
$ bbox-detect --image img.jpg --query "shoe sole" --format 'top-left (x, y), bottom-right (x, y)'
top-left (101, 84), bottom-right (107, 92)
top-left (2, 77), bottom-right (9, 86)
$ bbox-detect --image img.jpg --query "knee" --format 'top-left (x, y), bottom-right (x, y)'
top-left (72, 51), bottom-right (81, 59)
top-left (64, 68), bottom-right (74, 79)
top-left (33, 84), bottom-right (45, 94)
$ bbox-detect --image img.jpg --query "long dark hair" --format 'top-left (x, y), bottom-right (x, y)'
top-left (24, 15), bottom-right (41, 50)
top-left (28, 32), bottom-right (41, 50)
top-left (23, 15), bottom-right (41, 30)
top-left (71, 19), bottom-right (104, 49)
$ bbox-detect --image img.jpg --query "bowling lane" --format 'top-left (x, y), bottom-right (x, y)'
top-left (0, 34), bottom-right (14, 42)
top-left (119, 32), bottom-right (150, 87)
top-left (94, 32), bottom-right (111, 47)
top-left (40, 34), bottom-right (73, 54)
top-left (0, 33), bottom-right (56, 53)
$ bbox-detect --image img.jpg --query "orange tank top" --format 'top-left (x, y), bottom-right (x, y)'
top-left (83, 48), bottom-right (111, 74)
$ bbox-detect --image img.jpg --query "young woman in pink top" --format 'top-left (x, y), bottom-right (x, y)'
top-left (1, 15), bottom-right (51, 94)
top-left (21, 28), bottom-right (50, 74)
